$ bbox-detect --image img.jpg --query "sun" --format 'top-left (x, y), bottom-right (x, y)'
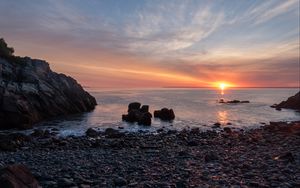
top-left (212, 81), bottom-right (234, 91)
top-left (219, 83), bottom-right (227, 90)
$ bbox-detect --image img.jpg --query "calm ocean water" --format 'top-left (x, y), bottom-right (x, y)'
top-left (31, 88), bottom-right (300, 136)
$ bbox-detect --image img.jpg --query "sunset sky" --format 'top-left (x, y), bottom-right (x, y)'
top-left (0, 0), bottom-right (299, 88)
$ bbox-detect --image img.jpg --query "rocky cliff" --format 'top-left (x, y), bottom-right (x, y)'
top-left (0, 40), bottom-right (97, 129)
top-left (275, 91), bottom-right (300, 110)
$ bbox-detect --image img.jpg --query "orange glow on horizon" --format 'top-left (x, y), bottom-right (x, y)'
top-left (212, 82), bottom-right (235, 95)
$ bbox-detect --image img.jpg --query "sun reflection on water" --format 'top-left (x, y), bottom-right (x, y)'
top-left (218, 111), bottom-right (228, 124)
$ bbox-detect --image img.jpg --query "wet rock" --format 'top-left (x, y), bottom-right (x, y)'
top-left (176, 181), bottom-right (187, 188)
top-left (157, 128), bottom-right (164, 133)
top-left (204, 152), bottom-right (219, 162)
top-left (122, 103), bottom-right (152, 125)
top-left (241, 100), bottom-right (250, 103)
top-left (113, 177), bottom-right (127, 186)
top-left (191, 127), bottom-right (200, 134)
top-left (58, 178), bottom-right (76, 187)
top-left (227, 100), bottom-right (240, 103)
top-left (274, 92), bottom-right (300, 110)
top-left (0, 141), bottom-right (17, 152)
top-left (212, 123), bottom-right (221, 128)
top-left (223, 127), bottom-right (232, 133)
top-left (104, 128), bottom-right (124, 138)
top-left (276, 152), bottom-right (295, 162)
top-left (140, 105), bottom-right (149, 113)
top-left (137, 112), bottom-right (152, 126)
top-left (0, 164), bottom-right (40, 188)
top-left (153, 108), bottom-right (175, 121)
top-left (31, 129), bottom-right (44, 137)
top-left (86, 128), bottom-right (99, 137)
top-left (128, 102), bottom-right (141, 112)
top-left (187, 140), bottom-right (198, 146)
top-left (219, 99), bottom-right (250, 104)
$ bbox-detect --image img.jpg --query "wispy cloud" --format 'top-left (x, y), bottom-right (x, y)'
top-left (123, 1), bottom-right (224, 56)
top-left (0, 0), bottom-right (298, 87)
top-left (253, 0), bottom-right (299, 24)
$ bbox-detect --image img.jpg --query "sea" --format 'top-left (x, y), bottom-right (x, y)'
top-left (32, 88), bottom-right (300, 136)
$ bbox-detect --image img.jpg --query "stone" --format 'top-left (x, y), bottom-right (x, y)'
top-left (187, 140), bottom-right (198, 146)
top-left (227, 100), bottom-right (240, 103)
top-left (58, 178), bottom-right (76, 186)
top-left (204, 152), bottom-right (219, 162)
top-left (128, 102), bottom-right (141, 112)
top-left (241, 101), bottom-right (250, 103)
top-left (122, 103), bottom-right (152, 125)
top-left (153, 108), bottom-right (175, 121)
top-left (277, 152), bottom-right (295, 162)
top-left (191, 127), bottom-right (200, 134)
top-left (140, 105), bottom-right (149, 113)
top-left (212, 123), bottom-right (221, 128)
top-left (223, 127), bottom-right (232, 133)
top-left (31, 129), bottom-right (44, 137)
top-left (113, 177), bottom-right (127, 186)
top-left (137, 112), bottom-right (152, 126)
top-left (104, 128), bottom-right (124, 138)
top-left (0, 164), bottom-right (40, 188)
top-left (219, 99), bottom-right (250, 104)
top-left (86, 128), bottom-right (99, 137)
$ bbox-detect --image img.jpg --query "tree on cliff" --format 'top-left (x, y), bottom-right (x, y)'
top-left (0, 38), bottom-right (14, 58)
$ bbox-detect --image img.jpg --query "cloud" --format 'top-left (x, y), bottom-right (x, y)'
top-left (0, 0), bottom-right (299, 87)
top-left (123, 1), bottom-right (224, 56)
top-left (254, 0), bottom-right (299, 24)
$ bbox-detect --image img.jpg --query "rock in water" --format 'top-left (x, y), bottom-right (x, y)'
top-left (122, 102), bottom-right (152, 126)
top-left (0, 164), bottom-right (40, 188)
top-left (127, 102), bottom-right (141, 112)
top-left (0, 39), bottom-right (97, 129)
top-left (274, 92), bottom-right (300, 110)
top-left (154, 108), bottom-right (175, 121)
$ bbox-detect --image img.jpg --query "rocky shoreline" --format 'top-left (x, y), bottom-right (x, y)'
top-left (0, 38), bottom-right (97, 129)
top-left (0, 121), bottom-right (299, 187)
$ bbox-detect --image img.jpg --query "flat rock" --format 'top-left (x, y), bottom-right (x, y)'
top-left (0, 164), bottom-right (40, 188)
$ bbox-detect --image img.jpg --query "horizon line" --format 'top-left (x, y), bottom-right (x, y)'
top-left (83, 86), bottom-right (300, 89)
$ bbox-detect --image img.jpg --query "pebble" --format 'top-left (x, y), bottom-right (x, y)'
top-left (0, 121), bottom-right (298, 188)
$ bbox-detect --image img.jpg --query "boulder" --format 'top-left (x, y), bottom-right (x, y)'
top-left (0, 164), bottom-right (40, 188)
top-left (0, 133), bottom-right (31, 151)
top-left (223, 127), bottom-right (232, 133)
top-left (113, 177), bottom-right (127, 186)
top-left (153, 108), bottom-right (175, 121)
top-left (128, 102), bottom-right (141, 112)
top-left (137, 112), bottom-right (152, 126)
top-left (140, 105), bottom-right (149, 113)
top-left (0, 39), bottom-right (97, 129)
top-left (212, 123), bottom-right (221, 129)
top-left (122, 102), bottom-right (152, 126)
top-left (273, 92), bottom-right (300, 110)
top-left (204, 152), bottom-right (219, 162)
top-left (104, 128), bottom-right (124, 138)
top-left (86, 128), bottom-right (99, 137)
top-left (31, 129), bottom-right (45, 137)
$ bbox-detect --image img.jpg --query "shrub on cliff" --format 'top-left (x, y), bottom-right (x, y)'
top-left (0, 38), bottom-right (14, 58)
top-left (0, 38), bottom-right (26, 66)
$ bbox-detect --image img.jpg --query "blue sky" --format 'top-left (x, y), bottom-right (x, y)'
top-left (0, 0), bottom-right (299, 87)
